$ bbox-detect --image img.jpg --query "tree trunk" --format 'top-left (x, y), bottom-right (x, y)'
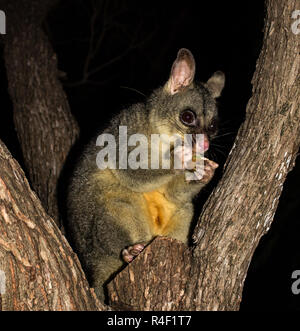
top-left (0, 139), bottom-right (104, 311)
top-left (1, 0), bottom-right (79, 226)
top-left (108, 0), bottom-right (300, 310)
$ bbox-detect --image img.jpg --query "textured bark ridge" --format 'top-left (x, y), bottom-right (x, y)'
top-left (1, 0), bottom-right (79, 226)
top-left (108, 237), bottom-right (193, 310)
top-left (0, 141), bottom-right (105, 311)
top-left (108, 0), bottom-right (300, 310)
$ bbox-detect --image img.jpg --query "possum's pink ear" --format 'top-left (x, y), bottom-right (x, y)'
top-left (165, 48), bottom-right (195, 95)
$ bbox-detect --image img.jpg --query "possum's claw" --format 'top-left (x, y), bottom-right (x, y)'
top-left (122, 243), bottom-right (145, 263)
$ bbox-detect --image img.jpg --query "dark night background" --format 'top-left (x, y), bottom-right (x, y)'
top-left (0, 0), bottom-right (299, 311)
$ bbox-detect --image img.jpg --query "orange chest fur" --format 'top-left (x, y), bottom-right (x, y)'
top-left (143, 189), bottom-right (176, 235)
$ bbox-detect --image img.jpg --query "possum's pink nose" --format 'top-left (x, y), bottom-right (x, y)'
top-left (203, 135), bottom-right (210, 152)
top-left (195, 134), bottom-right (210, 153)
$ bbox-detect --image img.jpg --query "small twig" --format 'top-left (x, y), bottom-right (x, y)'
top-left (120, 86), bottom-right (146, 97)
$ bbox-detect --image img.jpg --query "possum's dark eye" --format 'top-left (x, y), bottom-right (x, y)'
top-left (180, 109), bottom-right (197, 126)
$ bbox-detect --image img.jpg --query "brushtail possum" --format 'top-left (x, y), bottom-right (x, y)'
top-left (67, 49), bottom-right (225, 301)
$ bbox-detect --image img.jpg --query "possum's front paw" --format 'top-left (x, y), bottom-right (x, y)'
top-left (198, 159), bottom-right (218, 183)
top-left (122, 243), bottom-right (145, 263)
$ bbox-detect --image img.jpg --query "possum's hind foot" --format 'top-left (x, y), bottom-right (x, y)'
top-left (122, 243), bottom-right (145, 263)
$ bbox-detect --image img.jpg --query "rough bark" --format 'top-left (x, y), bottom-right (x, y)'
top-left (108, 0), bottom-right (300, 310)
top-left (0, 139), bottom-right (105, 311)
top-left (108, 237), bottom-right (192, 311)
top-left (1, 0), bottom-right (79, 226)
